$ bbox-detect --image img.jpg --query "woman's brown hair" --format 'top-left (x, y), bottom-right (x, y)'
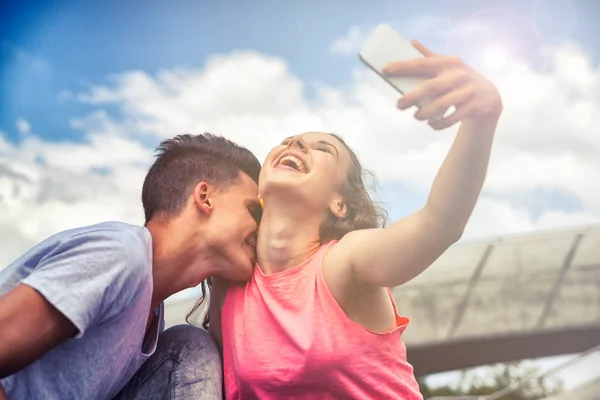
top-left (319, 133), bottom-right (387, 240)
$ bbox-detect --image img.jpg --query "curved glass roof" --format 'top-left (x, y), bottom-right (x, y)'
top-left (395, 224), bottom-right (600, 345)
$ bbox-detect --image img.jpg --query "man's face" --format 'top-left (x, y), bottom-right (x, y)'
top-left (204, 172), bottom-right (261, 281)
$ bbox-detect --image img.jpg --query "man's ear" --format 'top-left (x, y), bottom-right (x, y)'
top-left (328, 197), bottom-right (348, 219)
top-left (193, 181), bottom-right (214, 217)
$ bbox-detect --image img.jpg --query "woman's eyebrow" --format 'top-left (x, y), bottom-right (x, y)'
top-left (317, 140), bottom-right (338, 156)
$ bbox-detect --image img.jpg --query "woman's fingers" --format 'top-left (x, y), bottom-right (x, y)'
top-left (397, 69), bottom-right (470, 110)
top-left (429, 103), bottom-right (473, 130)
top-left (411, 40), bottom-right (436, 57)
top-left (414, 86), bottom-right (474, 122)
top-left (383, 38), bottom-right (501, 126)
top-left (383, 55), bottom-right (463, 78)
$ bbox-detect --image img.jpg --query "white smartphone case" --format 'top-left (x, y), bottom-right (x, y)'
top-left (359, 24), bottom-right (426, 95)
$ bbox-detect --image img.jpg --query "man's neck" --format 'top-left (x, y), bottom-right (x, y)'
top-left (146, 217), bottom-right (213, 311)
top-left (256, 203), bottom-right (323, 275)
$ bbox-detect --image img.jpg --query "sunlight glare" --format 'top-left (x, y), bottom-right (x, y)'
top-left (481, 45), bottom-right (510, 73)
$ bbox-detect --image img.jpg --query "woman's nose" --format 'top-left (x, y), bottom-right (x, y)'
top-left (287, 137), bottom-right (307, 151)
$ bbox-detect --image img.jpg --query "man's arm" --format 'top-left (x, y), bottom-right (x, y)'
top-left (0, 227), bottom-right (148, 379)
top-left (333, 42), bottom-right (502, 288)
top-left (0, 285), bottom-right (77, 378)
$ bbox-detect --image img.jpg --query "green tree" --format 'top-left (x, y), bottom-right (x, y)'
top-left (419, 362), bottom-right (562, 399)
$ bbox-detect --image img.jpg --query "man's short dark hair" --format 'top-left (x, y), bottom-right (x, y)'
top-left (142, 133), bottom-right (261, 224)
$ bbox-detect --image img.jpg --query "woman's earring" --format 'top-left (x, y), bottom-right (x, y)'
top-left (259, 197), bottom-right (264, 208)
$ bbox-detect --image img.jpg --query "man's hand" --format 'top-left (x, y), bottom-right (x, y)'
top-left (0, 381), bottom-right (7, 400)
top-left (383, 41), bottom-right (502, 130)
top-left (0, 285), bottom-right (77, 378)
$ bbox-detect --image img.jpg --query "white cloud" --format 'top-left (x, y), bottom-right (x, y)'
top-left (16, 118), bottom-right (31, 136)
top-left (326, 16), bottom-right (463, 56)
top-left (1, 24), bottom-right (600, 269)
top-left (326, 16), bottom-right (489, 57)
top-left (329, 25), bottom-right (375, 55)
top-left (0, 118), bottom-right (152, 266)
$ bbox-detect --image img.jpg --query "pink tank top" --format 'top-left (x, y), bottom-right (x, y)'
top-left (222, 241), bottom-right (423, 399)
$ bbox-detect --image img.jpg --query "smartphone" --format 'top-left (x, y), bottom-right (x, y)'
top-left (359, 24), bottom-right (426, 95)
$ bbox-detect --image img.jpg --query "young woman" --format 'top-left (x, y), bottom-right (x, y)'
top-left (209, 42), bottom-right (503, 399)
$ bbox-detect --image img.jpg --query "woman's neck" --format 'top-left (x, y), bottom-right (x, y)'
top-left (257, 205), bottom-right (323, 274)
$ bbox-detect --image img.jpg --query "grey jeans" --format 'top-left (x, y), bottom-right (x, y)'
top-left (112, 324), bottom-right (222, 400)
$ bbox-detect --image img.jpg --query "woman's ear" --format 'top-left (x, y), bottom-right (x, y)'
top-left (329, 198), bottom-right (348, 219)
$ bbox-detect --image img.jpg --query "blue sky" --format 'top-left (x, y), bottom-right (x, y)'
top-left (3, 0), bottom-right (600, 224)
top-left (2, 0), bottom-right (599, 144)
top-left (1, 2), bottom-right (599, 232)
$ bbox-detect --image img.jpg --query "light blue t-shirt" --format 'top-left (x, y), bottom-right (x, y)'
top-left (0, 221), bottom-right (164, 400)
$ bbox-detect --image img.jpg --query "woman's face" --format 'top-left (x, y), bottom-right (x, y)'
top-left (259, 132), bottom-right (352, 215)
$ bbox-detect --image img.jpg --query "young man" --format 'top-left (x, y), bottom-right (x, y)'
top-left (0, 133), bottom-right (263, 400)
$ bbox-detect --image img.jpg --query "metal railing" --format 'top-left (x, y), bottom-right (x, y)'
top-left (427, 343), bottom-right (600, 400)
